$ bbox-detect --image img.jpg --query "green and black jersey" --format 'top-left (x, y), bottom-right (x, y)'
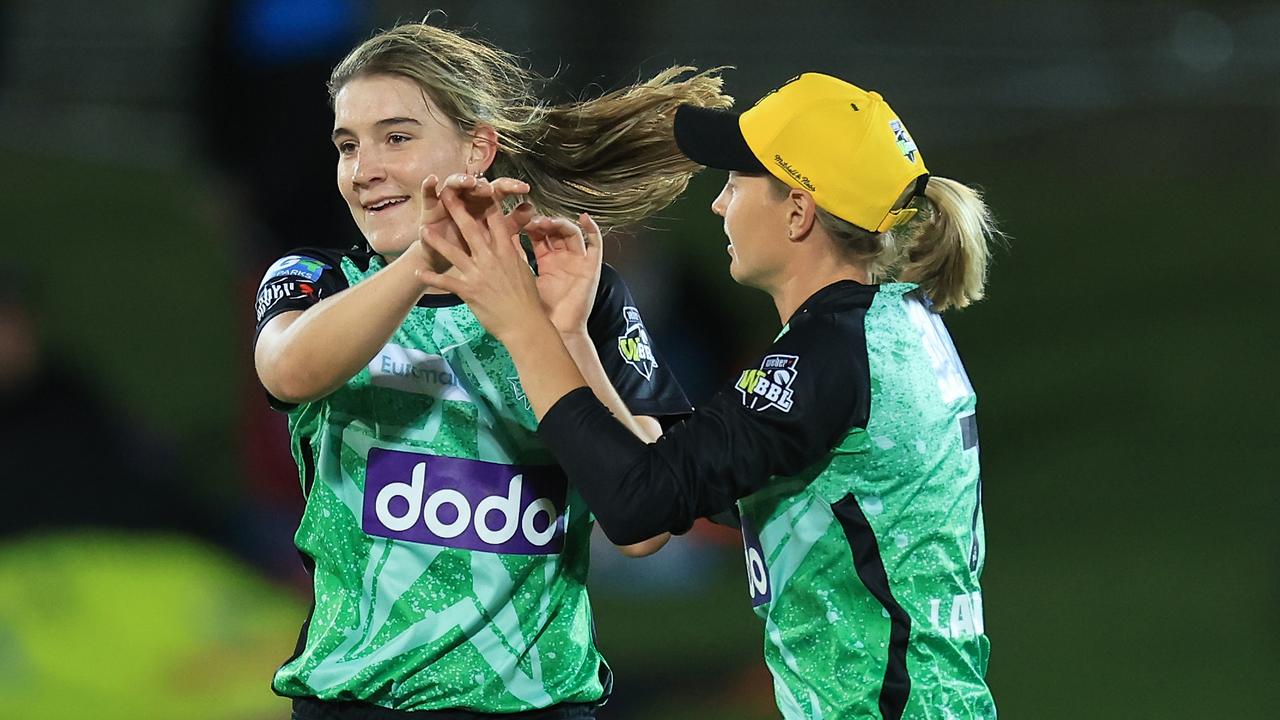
top-left (253, 247), bottom-right (691, 718)
top-left (540, 280), bottom-right (994, 719)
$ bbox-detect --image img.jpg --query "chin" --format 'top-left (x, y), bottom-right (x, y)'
top-left (366, 231), bottom-right (414, 257)
top-left (728, 265), bottom-right (766, 291)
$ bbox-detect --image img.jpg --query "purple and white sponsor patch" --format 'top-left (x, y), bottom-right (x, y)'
top-left (363, 448), bottom-right (568, 555)
top-left (741, 515), bottom-right (772, 607)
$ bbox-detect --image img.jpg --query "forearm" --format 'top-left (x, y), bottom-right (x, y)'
top-left (537, 385), bottom-right (809, 545)
top-left (255, 248), bottom-right (430, 402)
top-left (500, 316), bottom-right (591, 421)
top-left (537, 389), bottom-right (691, 544)
top-left (559, 332), bottom-right (661, 443)
top-left (559, 333), bottom-right (669, 552)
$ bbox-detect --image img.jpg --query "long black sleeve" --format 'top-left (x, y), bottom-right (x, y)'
top-left (538, 300), bottom-right (872, 545)
top-left (583, 264), bottom-right (692, 419)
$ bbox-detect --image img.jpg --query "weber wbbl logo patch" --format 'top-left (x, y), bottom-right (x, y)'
top-left (617, 306), bottom-right (657, 380)
top-left (736, 354), bottom-right (798, 412)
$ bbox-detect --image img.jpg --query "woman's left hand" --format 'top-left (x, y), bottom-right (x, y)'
top-left (527, 213), bottom-right (603, 338)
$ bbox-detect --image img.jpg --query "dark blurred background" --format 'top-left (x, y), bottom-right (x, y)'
top-left (1, 1), bottom-right (1276, 718)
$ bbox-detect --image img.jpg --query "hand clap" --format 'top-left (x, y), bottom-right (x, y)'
top-left (416, 173), bottom-right (534, 273)
top-left (415, 174), bottom-right (605, 344)
top-left (414, 174), bottom-right (545, 341)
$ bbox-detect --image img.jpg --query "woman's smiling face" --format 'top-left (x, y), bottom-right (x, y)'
top-left (331, 74), bottom-right (474, 257)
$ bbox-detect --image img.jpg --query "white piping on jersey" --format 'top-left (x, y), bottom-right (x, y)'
top-left (767, 617), bottom-right (825, 720)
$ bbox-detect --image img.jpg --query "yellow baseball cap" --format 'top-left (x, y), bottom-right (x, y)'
top-left (674, 72), bottom-right (929, 233)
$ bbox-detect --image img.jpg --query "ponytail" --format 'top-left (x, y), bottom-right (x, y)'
top-left (807, 175), bottom-right (998, 311)
top-left (896, 177), bottom-right (996, 311)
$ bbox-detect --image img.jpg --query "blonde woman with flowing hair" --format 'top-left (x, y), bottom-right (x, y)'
top-left (251, 19), bottom-right (730, 720)
top-left (420, 73), bottom-right (1002, 720)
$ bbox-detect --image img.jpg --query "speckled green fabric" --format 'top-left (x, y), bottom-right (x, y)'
top-left (272, 256), bottom-right (605, 712)
top-left (738, 284), bottom-right (995, 719)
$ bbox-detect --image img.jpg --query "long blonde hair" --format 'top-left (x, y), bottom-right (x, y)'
top-left (805, 176), bottom-right (998, 311)
top-left (329, 21), bottom-right (732, 228)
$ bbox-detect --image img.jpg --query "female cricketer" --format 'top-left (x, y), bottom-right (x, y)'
top-left (251, 20), bottom-right (730, 720)
top-left (418, 72), bottom-right (1000, 719)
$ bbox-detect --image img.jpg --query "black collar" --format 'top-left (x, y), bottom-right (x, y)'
top-left (417, 292), bottom-right (464, 308)
top-left (787, 279), bottom-right (879, 322)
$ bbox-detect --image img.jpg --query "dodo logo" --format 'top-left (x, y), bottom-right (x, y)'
top-left (362, 449), bottom-right (567, 555)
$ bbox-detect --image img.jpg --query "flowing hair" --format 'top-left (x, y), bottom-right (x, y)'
top-left (329, 20), bottom-right (732, 228)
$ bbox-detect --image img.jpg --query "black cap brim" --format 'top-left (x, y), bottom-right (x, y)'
top-left (673, 105), bottom-right (766, 172)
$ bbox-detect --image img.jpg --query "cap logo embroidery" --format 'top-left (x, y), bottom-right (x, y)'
top-left (773, 155), bottom-right (816, 191)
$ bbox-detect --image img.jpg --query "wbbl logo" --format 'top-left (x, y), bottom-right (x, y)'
top-left (362, 449), bottom-right (568, 555)
top-left (736, 354), bottom-right (799, 412)
top-left (617, 306), bottom-right (657, 380)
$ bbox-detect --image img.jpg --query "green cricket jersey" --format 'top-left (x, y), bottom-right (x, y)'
top-left (737, 282), bottom-right (992, 719)
top-left (253, 247), bottom-right (690, 716)
top-left (539, 280), bottom-right (994, 719)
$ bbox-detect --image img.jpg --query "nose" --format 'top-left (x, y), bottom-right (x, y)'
top-left (711, 186), bottom-right (730, 217)
top-left (352, 147), bottom-right (386, 187)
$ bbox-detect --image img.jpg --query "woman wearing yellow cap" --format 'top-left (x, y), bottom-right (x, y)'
top-left (420, 73), bottom-right (1000, 719)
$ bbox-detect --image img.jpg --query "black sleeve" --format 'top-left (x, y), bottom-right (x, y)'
top-left (584, 263), bottom-right (692, 419)
top-left (538, 310), bottom-right (871, 545)
top-left (252, 248), bottom-right (352, 346)
top-left (252, 248), bottom-right (357, 412)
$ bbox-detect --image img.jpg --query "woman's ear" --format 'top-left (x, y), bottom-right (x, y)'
top-left (787, 189), bottom-right (817, 241)
top-left (466, 124), bottom-right (499, 176)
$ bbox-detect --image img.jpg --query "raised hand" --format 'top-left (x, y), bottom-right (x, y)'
top-left (417, 174), bottom-right (533, 273)
top-left (414, 177), bottom-right (546, 341)
top-left (526, 213), bottom-right (603, 337)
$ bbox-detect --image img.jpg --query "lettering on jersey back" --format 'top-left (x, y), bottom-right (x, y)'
top-left (904, 296), bottom-right (973, 405)
top-left (740, 515), bottom-right (772, 606)
top-left (368, 344), bottom-right (472, 401)
top-left (363, 449), bottom-right (568, 555)
top-left (927, 591), bottom-right (985, 639)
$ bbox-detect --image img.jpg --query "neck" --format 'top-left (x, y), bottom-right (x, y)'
top-left (381, 243), bottom-right (459, 295)
top-left (765, 255), bottom-right (871, 325)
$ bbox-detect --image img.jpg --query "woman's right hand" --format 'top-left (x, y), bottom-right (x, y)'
top-left (417, 174), bottom-right (531, 273)
top-left (415, 177), bottom-right (546, 342)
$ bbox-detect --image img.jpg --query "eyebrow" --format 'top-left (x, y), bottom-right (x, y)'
top-left (331, 117), bottom-right (423, 141)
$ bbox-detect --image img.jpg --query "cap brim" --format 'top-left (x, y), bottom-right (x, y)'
top-left (674, 105), bottom-right (766, 173)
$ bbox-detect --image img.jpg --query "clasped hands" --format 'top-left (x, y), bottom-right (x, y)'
top-left (413, 173), bottom-right (603, 344)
